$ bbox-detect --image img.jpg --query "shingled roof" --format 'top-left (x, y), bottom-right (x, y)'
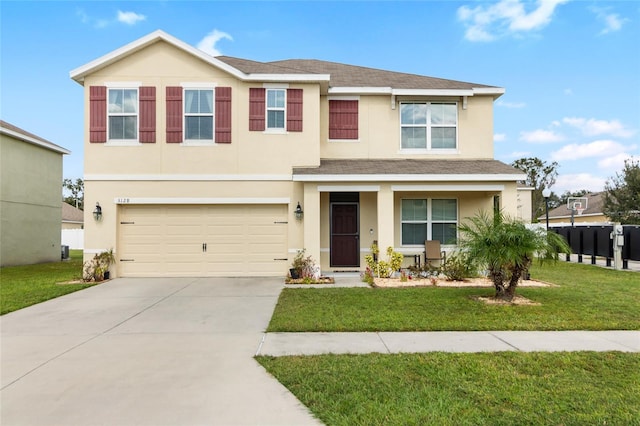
top-left (293, 159), bottom-right (524, 181)
top-left (216, 57), bottom-right (500, 92)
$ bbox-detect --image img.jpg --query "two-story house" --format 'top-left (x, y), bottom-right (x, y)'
top-left (71, 30), bottom-right (525, 278)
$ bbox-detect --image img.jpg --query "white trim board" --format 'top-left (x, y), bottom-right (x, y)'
top-left (317, 185), bottom-right (380, 192)
top-left (391, 184), bottom-right (505, 192)
top-left (86, 174), bottom-right (292, 181)
top-left (114, 197), bottom-right (290, 205)
top-left (294, 174), bottom-right (524, 182)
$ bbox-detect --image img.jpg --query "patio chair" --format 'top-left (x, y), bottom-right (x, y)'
top-left (424, 240), bottom-right (446, 266)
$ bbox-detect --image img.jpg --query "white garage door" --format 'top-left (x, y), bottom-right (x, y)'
top-left (118, 204), bottom-right (288, 277)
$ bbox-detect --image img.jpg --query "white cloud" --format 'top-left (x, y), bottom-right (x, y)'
top-left (590, 7), bottom-right (628, 35)
top-left (457, 0), bottom-right (568, 42)
top-left (519, 129), bottom-right (564, 143)
top-left (117, 10), bottom-right (146, 25)
top-left (550, 140), bottom-right (634, 161)
top-left (562, 117), bottom-right (635, 138)
top-left (78, 9), bottom-right (146, 28)
top-left (197, 29), bottom-right (233, 57)
top-left (554, 173), bottom-right (606, 193)
top-left (597, 153), bottom-right (634, 170)
top-left (496, 100), bottom-right (526, 109)
top-left (494, 133), bottom-right (507, 142)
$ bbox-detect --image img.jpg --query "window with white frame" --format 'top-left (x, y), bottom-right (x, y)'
top-left (400, 102), bottom-right (457, 150)
top-left (401, 199), bottom-right (458, 245)
top-left (266, 89), bottom-right (286, 129)
top-left (108, 88), bottom-right (138, 140)
top-left (184, 89), bottom-right (214, 140)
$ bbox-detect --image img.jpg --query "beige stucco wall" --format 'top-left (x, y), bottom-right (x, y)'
top-left (82, 40), bottom-right (320, 177)
top-left (1, 135), bottom-right (63, 266)
top-left (320, 95), bottom-right (495, 160)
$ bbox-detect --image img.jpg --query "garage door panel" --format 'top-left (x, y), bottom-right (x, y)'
top-left (119, 204), bottom-right (287, 277)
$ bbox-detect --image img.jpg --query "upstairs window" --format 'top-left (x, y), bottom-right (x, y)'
top-left (266, 89), bottom-right (286, 129)
top-left (184, 89), bottom-right (214, 140)
top-left (108, 89), bottom-right (138, 140)
top-left (400, 102), bottom-right (457, 150)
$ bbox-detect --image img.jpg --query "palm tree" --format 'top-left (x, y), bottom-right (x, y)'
top-left (458, 211), bottom-right (570, 301)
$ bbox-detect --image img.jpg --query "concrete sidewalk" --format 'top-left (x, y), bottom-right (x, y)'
top-left (257, 330), bottom-right (640, 356)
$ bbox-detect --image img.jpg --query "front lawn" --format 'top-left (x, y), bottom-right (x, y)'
top-left (1, 250), bottom-right (94, 315)
top-left (257, 351), bottom-right (640, 425)
top-left (267, 261), bottom-right (640, 331)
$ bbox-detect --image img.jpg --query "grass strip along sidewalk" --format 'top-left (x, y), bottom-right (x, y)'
top-left (1, 250), bottom-right (94, 315)
top-left (260, 261), bottom-right (640, 425)
top-left (267, 261), bottom-right (640, 332)
top-left (257, 352), bottom-right (640, 425)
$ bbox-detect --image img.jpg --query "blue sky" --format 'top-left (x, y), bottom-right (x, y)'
top-left (1, 0), bottom-right (638, 195)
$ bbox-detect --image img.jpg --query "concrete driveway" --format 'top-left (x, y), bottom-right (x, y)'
top-left (1, 277), bottom-right (321, 426)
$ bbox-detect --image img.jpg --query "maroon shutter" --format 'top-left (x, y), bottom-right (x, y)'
top-left (329, 100), bottom-right (358, 140)
top-left (215, 87), bottom-right (232, 143)
top-left (139, 86), bottom-right (156, 143)
top-left (166, 86), bottom-right (183, 143)
top-left (286, 89), bottom-right (303, 132)
top-left (249, 88), bottom-right (265, 131)
top-left (89, 86), bottom-right (107, 143)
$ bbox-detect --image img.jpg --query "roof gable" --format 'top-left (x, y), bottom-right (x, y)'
top-left (70, 30), bottom-right (329, 85)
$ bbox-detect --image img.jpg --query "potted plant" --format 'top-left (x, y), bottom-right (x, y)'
top-left (83, 248), bottom-right (116, 282)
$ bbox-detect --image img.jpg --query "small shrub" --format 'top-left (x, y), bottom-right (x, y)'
top-left (361, 267), bottom-right (375, 285)
top-left (441, 251), bottom-right (477, 281)
top-left (83, 249), bottom-right (115, 282)
top-left (291, 249), bottom-right (317, 279)
top-left (365, 244), bottom-right (403, 278)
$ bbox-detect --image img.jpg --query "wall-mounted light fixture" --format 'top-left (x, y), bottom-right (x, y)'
top-left (294, 202), bottom-right (304, 220)
top-left (93, 202), bottom-right (103, 222)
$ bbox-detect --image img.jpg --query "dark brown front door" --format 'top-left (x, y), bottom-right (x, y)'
top-left (331, 203), bottom-right (359, 267)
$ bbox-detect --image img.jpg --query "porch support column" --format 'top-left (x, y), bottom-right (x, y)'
top-left (303, 183), bottom-right (321, 265)
top-left (376, 184), bottom-right (394, 254)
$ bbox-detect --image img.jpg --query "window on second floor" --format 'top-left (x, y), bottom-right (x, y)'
top-left (108, 89), bottom-right (138, 140)
top-left (184, 89), bottom-right (214, 140)
top-left (266, 89), bottom-right (285, 130)
top-left (400, 102), bottom-right (457, 151)
top-left (401, 198), bottom-right (458, 245)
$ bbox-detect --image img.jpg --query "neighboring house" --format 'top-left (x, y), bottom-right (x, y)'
top-left (62, 201), bottom-right (84, 229)
top-left (541, 192), bottom-right (610, 225)
top-left (0, 120), bottom-right (70, 267)
top-left (70, 30), bottom-right (525, 278)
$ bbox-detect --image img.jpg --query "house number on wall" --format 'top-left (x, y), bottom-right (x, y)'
top-left (117, 198), bottom-right (131, 204)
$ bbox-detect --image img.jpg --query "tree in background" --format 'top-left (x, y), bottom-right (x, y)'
top-left (604, 158), bottom-right (640, 224)
top-left (511, 157), bottom-right (559, 221)
top-left (63, 178), bottom-right (84, 210)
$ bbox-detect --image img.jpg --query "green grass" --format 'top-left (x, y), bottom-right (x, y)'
top-left (257, 351), bottom-right (640, 425)
top-left (268, 261), bottom-right (640, 331)
top-left (1, 250), bottom-right (95, 315)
